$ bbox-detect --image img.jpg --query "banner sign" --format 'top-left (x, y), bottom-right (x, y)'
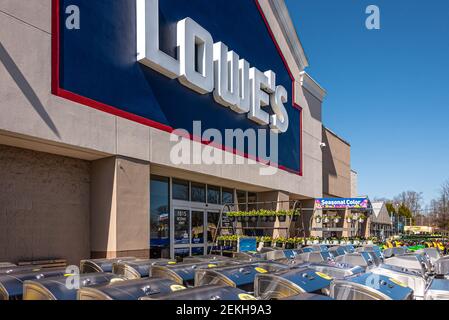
top-left (315, 198), bottom-right (369, 209)
top-left (53, 0), bottom-right (302, 174)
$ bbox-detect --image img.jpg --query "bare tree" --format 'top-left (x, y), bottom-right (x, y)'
top-left (393, 190), bottom-right (424, 216)
top-left (428, 180), bottom-right (449, 230)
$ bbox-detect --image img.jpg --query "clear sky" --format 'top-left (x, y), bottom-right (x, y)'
top-left (285, 0), bottom-right (449, 205)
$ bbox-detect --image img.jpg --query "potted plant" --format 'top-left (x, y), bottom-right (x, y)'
top-left (285, 238), bottom-right (295, 249)
top-left (223, 235), bottom-right (231, 247)
top-left (235, 211), bottom-right (243, 223)
top-left (267, 210), bottom-right (276, 222)
top-left (230, 235), bottom-right (238, 248)
top-left (315, 215), bottom-right (322, 224)
top-left (227, 212), bottom-right (237, 222)
top-left (323, 215), bottom-right (330, 224)
top-left (249, 210), bottom-right (259, 223)
top-left (334, 216), bottom-right (341, 224)
top-left (294, 237), bottom-right (304, 248)
top-left (217, 236), bottom-right (225, 247)
top-left (259, 209), bottom-right (268, 222)
top-left (277, 210), bottom-right (287, 222)
top-left (288, 209), bottom-right (299, 222)
top-left (262, 236), bottom-right (273, 247)
top-left (275, 237), bottom-right (285, 248)
top-left (358, 214), bottom-right (366, 223)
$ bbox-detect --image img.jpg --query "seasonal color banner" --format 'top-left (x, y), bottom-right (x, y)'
top-left (315, 198), bottom-right (369, 209)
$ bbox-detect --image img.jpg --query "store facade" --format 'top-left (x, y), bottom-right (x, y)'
top-left (0, 0), bottom-right (344, 263)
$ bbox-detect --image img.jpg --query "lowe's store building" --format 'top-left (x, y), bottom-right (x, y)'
top-left (0, 0), bottom-right (355, 264)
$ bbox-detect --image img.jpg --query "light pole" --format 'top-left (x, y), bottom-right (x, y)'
top-left (393, 203), bottom-right (401, 236)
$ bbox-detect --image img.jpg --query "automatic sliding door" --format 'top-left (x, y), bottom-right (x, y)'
top-left (174, 209), bottom-right (190, 245)
top-left (191, 210), bottom-right (205, 256)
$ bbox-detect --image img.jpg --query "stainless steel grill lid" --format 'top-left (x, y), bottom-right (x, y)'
top-left (254, 266), bottom-right (333, 299)
top-left (384, 253), bottom-right (430, 275)
top-left (80, 257), bottom-right (136, 273)
top-left (233, 252), bottom-right (267, 262)
top-left (280, 293), bottom-right (334, 300)
top-left (383, 247), bottom-right (407, 258)
top-left (371, 264), bottom-right (427, 299)
top-left (308, 262), bottom-right (365, 280)
top-left (140, 284), bottom-right (255, 300)
top-left (78, 278), bottom-right (182, 300)
top-left (357, 245), bottom-right (384, 261)
top-left (435, 256), bottom-right (449, 275)
top-left (23, 272), bottom-right (118, 300)
top-left (151, 261), bottom-right (234, 286)
top-left (330, 272), bottom-right (414, 300)
top-left (194, 262), bottom-right (288, 290)
top-left (183, 255), bottom-right (231, 263)
top-left (425, 278), bottom-right (449, 300)
top-left (343, 245), bottom-right (355, 253)
top-left (112, 259), bottom-right (174, 279)
top-left (335, 252), bottom-right (375, 269)
top-left (0, 269), bottom-right (66, 300)
top-left (0, 266), bottom-right (46, 275)
top-left (328, 246), bottom-right (347, 257)
top-left (295, 251), bottom-right (334, 264)
top-left (416, 248), bottom-right (441, 265)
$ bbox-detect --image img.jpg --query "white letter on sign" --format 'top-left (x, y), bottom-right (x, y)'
top-left (136, 0), bottom-right (180, 79)
top-left (177, 18), bottom-right (214, 94)
top-left (248, 68), bottom-right (270, 125)
top-left (213, 42), bottom-right (240, 108)
top-left (234, 59), bottom-right (251, 114)
top-left (270, 85), bottom-right (289, 133)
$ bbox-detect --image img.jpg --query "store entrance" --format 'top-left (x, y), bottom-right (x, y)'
top-left (172, 206), bottom-right (221, 259)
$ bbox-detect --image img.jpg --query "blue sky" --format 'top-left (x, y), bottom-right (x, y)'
top-left (285, 0), bottom-right (449, 205)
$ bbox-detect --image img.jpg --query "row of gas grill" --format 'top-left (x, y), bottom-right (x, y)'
top-left (1, 244), bottom-right (449, 300)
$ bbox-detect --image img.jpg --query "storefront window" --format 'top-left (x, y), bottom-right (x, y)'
top-left (150, 176), bottom-right (170, 259)
top-left (173, 179), bottom-right (189, 201)
top-left (191, 183), bottom-right (206, 203)
top-left (207, 185), bottom-right (220, 204)
top-left (248, 192), bottom-right (257, 211)
top-left (222, 188), bottom-right (234, 205)
top-left (237, 190), bottom-right (247, 211)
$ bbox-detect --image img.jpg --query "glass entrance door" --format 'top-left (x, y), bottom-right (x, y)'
top-left (173, 208), bottom-right (207, 258)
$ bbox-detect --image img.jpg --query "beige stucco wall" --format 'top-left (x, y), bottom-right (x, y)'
top-left (322, 128), bottom-right (351, 198)
top-left (0, 144), bottom-right (90, 265)
top-left (0, 0), bottom-right (323, 199)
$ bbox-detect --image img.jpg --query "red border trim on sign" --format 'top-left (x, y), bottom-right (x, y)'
top-left (51, 0), bottom-right (303, 176)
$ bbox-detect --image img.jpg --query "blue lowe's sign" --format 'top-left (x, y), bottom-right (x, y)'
top-left (53, 0), bottom-right (302, 174)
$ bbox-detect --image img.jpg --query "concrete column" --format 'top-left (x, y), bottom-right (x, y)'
top-left (90, 156), bottom-right (150, 259)
top-left (298, 199), bottom-right (316, 238)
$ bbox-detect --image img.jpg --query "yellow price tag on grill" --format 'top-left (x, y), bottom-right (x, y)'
top-left (315, 272), bottom-right (333, 280)
top-left (255, 267), bottom-right (268, 274)
top-left (239, 293), bottom-right (257, 300)
top-left (208, 264), bottom-right (217, 268)
top-left (170, 284), bottom-right (187, 292)
top-left (168, 261), bottom-right (177, 265)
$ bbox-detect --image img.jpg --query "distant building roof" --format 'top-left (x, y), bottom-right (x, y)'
top-left (370, 202), bottom-right (393, 225)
